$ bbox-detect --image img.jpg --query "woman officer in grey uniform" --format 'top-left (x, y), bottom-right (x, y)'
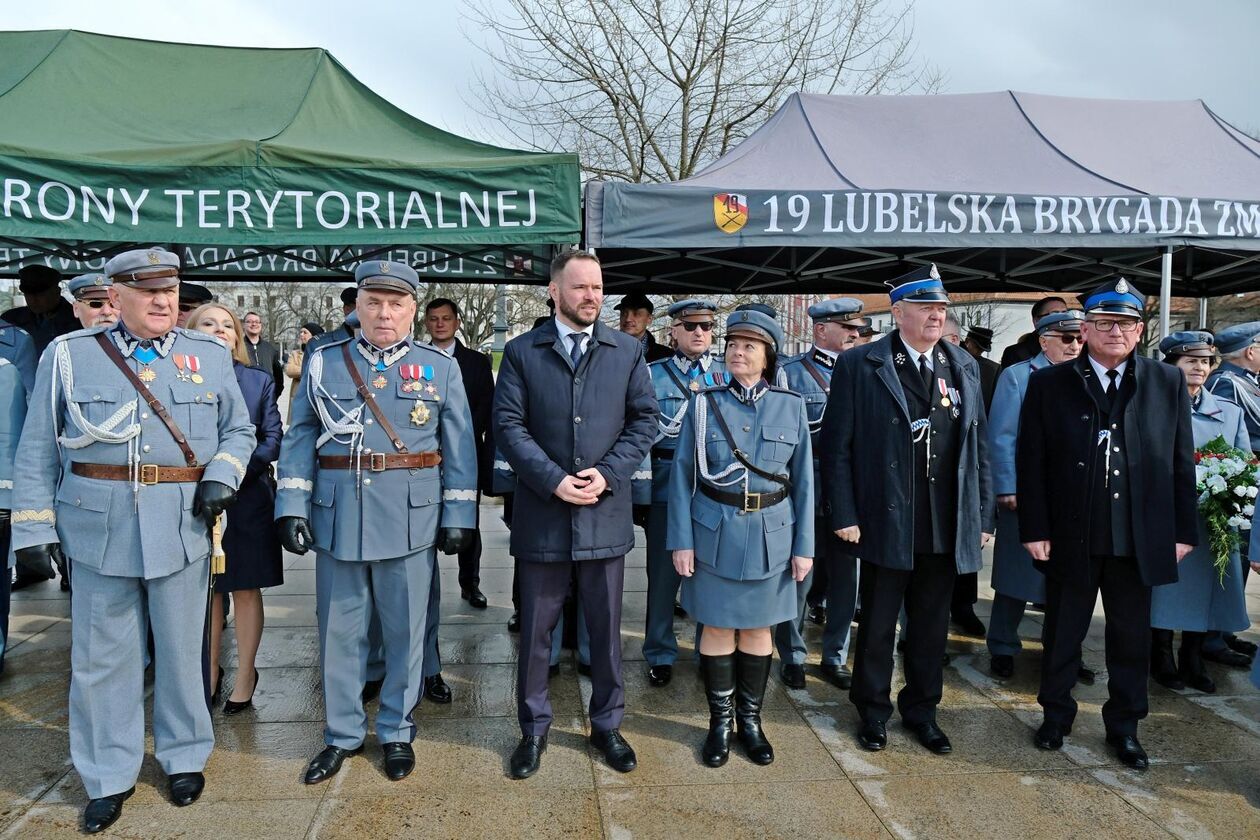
top-left (668, 309), bottom-right (813, 767)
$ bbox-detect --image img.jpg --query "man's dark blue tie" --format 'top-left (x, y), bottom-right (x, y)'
top-left (568, 333), bottom-right (584, 367)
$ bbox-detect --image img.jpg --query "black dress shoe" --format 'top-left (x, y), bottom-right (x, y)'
top-left (990, 654), bottom-right (1014, 679)
top-left (577, 662), bottom-right (592, 677)
top-left (425, 674), bottom-right (453, 704)
top-left (647, 664), bottom-right (673, 687)
top-left (362, 677), bottom-right (384, 703)
top-left (673, 601), bottom-right (686, 618)
top-left (780, 663), bottom-right (806, 689)
top-left (857, 719), bottom-right (887, 751)
top-left (1034, 721), bottom-right (1069, 750)
top-left (461, 586), bottom-right (488, 609)
top-left (382, 741), bottom-right (415, 780)
top-left (951, 608), bottom-right (986, 637)
top-left (510, 735), bottom-right (546, 779)
top-left (168, 772), bottom-right (205, 806)
top-left (83, 787), bottom-right (134, 834)
top-left (507, 612), bottom-right (520, 633)
top-left (819, 662), bottom-right (852, 689)
top-left (806, 604), bottom-right (827, 626)
top-left (304, 745), bottom-right (362, 784)
top-left (907, 720), bottom-right (952, 754)
top-left (1106, 733), bottom-right (1149, 769)
top-left (1076, 665), bottom-right (1096, 686)
top-left (590, 729), bottom-right (637, 773)
top-left (223, 668), bottom-right (259, 715)
top-left (1203, 647), bottom-right (1253, 669)
top-left (1226, 635), bottom-right (1258, 657)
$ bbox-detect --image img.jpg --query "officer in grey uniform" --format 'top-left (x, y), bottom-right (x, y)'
top-left (1203, 322), bottom-right (1260, 666)
top-left (0, 316), bottom-right (36, 395)
top-left (0, 353), bottom-right (28, 675)
top-left (642, 299), bottom-right (725, 687)
top-left (11, 248), bottom-right (255, 833)
top-left (275, 260), bottom-right (478, 785)
top-left (774, 298), bottom-right (867, 690)
top-left (68, 273), bottom-right (120, 330)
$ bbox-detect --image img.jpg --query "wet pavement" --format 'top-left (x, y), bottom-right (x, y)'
top-left (2, 502), bottom-right (1259, 838)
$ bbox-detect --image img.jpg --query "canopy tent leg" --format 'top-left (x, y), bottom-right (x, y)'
top-left (1159, 246), bottom-right (1173, 340)
top-left (1198, 297), bottom-right (1208, 329)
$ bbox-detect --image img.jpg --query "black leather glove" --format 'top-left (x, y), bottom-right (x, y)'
top-left (14, 543), bottom-right (60, 581)
top-left (438, 527), bottom-right (474, 555)
top-left (278, 516), bottom-right (314, 555)
top-left (192, 480), bottom-right (237, 524)
top-left (632, 504), bottom-right (650, 528)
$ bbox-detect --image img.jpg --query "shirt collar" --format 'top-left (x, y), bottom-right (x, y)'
top-left (554, 317), bottom-right (594, 345)
top-left (111, 322), bottom-right (177, 359)
top-left (897, 335), bottom-right (937, 371)
top-left (356, 336), bottom-right (411, 368)
top-left (430, 338), bottom-right (457, 358)
top-left (672, 350), bottom-right (712, 374)
top-left (730, 378), bottom-right (770, 405)
top-left (811, 346), bottom-right (839, 368)
top-left (1087, 354), bottom-right (1127, 383)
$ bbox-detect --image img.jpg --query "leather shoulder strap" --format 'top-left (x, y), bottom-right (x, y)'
top-left (93, 332), bottom-right (198, 466)
top-left (661, 361), bottom-right (691, 396)
top-left (702, 391), bottom-right (790, 489)
top-left (341, 343), bottom-right (409, 454)
top-left (801, 356), bottom-right (830, 394)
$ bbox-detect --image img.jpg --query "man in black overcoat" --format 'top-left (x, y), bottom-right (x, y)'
top-left (1017, 277), bottom-right (1196, 769)
top-left (494, 250), bottom-right (657, 779)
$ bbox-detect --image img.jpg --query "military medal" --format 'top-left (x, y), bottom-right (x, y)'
top-left (410, 400), bottom-right (430, 426)
top-left (399, 365), bottom-right (417, 392)
top-left (138, 366), bottom-right (157, 383)
top-left (937, 378), bottom-right (950, 407)
top-left (689, 380), bottom-right (701, 392)
top-left (187, 355), bottom-right (203, 384)
top-left (372, 373), bottom-right (388, 389)
top-left (172, 354), bottom-right (191, 382)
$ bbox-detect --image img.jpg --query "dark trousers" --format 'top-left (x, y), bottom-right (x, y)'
top-left (0, 521), bottom-right (10, 675)
top-left (951, 572), bottom-right (978, 613)
top-left (1039, 555), bottom-right (1150, 736)
top-left (457, 495), bottom-right (482, 589)
top-left (517, 555), bottom-right (625, 736)
top-left (850, 555), bottom-right (955, 726)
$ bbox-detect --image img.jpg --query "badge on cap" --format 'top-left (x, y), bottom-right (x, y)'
top-left (147, 251), bottom-right (161, 265)
top-left (1116, 278), bottom-right (1129, 294)
top-left (380, 261), bottom-right (391, 273)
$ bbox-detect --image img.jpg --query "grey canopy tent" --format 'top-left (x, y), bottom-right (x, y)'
top-left (585, 91), bottom-right (1260, 335)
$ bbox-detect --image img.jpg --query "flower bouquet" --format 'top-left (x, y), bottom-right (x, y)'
top-left (1194, 435), bottom-right (1260, 583)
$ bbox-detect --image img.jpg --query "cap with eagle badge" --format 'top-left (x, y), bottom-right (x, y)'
top-left (1035, 310), bottom-right (1085, 335)
top-left (104, 248), bottom-right (181, 289)
top-left (725, 309), bottom-right (783, 353)
top-left (67, 273), bottom-right (111, 300)
top-left (888, 263), bottom-right (950, 304)
top-left (354, 260), bottom-right (419, 295)
top-left (1159, 330), bottom-right (1215, 360)
top-left (1213, 322), bottom-right (1260, 355)
top-left (667, 299), bottom-right (718, 321)
top-left (1082, 276), bottom-right (1145, 318)
top-left (808, 297), bottom-right (867, 327)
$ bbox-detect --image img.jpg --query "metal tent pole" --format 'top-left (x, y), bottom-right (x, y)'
top-left (1159, 246), bottom-right (1173, 339)
top-left (1198, 297), bottom-right (1208, 329)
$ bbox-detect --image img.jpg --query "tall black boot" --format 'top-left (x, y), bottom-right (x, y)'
top-left (1150, 629), bottom-right (1184, 690)
top-left (1178, 631), bottom-right (1216, 694)
top-left (735, 651), bottom-right (774, 766)
top-left (699, 653), bottom-right (736, 767)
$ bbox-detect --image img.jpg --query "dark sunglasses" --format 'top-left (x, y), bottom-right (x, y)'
top-left (178, 302), bottom-right (199, 312)
top-left (1054, 333), bottom-right (1084, 345)
top-left (678, 321), bottom-right (714, 332)
top-left (83, 299), bottom-right (108, 310)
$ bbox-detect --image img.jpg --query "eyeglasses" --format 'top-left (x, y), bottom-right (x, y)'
top-left (83, 300), bottom-right (108, 310)
top-left (178, 302), bottom-right (199, 312)
top-left (1054, 333), bottom-right (1084, 345)
top-left (677, 321), bottom-right (714, 332)
top-left (1087, 319), bottom-right (1140, 334)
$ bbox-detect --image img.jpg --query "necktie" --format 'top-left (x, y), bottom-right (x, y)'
top-left (919, 355), bottom-right (933, 392)
top-left (1106, 369), bottom-right (1119, 399)
top-left (568, 333), bottom-right (584, 367)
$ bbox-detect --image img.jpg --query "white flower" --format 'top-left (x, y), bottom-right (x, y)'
top-left (1249, 486), bottom-right (1259, 499)
top-left (1246, 505), bottom-right (1256, 517)
top-left (1208, 475), bottom-right (1228, 494)
top-left (1242, 520), bottom-right (1254, 530)
top-left (1235, 485), bottom-right (1249, 497)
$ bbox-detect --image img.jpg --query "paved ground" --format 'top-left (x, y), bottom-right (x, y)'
top-left (2, 502), bottom-right (1259, 838)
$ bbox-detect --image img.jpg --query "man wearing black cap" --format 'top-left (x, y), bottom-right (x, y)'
top-left (1018, 276), bottom-right (1196, 769)
top-left (961, 326), bottom-right (1000, 412)
top-left (616, 292), bottom-right (671, 362)
top-left (175, 283), bottom-right (213, 329)
top-left (999, 296), bottom-right (1069, 370)
top-left (3, 265), bottom-right (79, 354)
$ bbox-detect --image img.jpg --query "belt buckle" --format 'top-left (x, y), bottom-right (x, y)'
top-left (744, 491), bottom-right (762, 512)
top-left (369, 452), bottom-right (387, 472)
top-left (139, 464), bottom-right (160, 485)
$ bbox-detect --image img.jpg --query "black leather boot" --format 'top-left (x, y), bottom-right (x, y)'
top-left (699, 653), bottom-right (736, 767)
top-left (1178, 631), bottom-right (1216, 693)
top-left (734, 651), bottom-right (774, 765)
top-left (1150, 629), bottom-right (1184, 690)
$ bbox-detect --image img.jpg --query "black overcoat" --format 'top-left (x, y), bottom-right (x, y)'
top-left (1016, 353), bottom-right (1197, 589)
top-left (451, 339), bottom-right (496, 492)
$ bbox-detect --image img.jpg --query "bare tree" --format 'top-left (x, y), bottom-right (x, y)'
top-left (464, 0), bottom-right (940, 182)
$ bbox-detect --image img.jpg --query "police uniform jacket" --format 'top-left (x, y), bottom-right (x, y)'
top-left (645, 354), bottom-right (726, 504)
top-left (492, 319), bottom-right (657, 563)
top-left (11, 324), bottom-right (256, 579)
top-left (275, 335), bottom-right (478, 562)
top-left (821, 332), bottom-right (994, 573)
top-left (0, 320), bottom-right (35, 394)
top-left (988, 352), bottom-right (1050, 601)
top-left (0, 299), bottom-right (79, 355)
top-left (1016, 353), bottom-right (1197, 589)
top-left (0, 359), bottom-right (26, 522)
top-left (781, 347), bottom-right (835, 499)
top-left (665, 383), bottom-right (814, 580)
top-left (1206, 361), bottom-right (1260, 452)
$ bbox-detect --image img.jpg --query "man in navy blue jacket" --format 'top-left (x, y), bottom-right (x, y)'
top-left (494, 250), bottom-right (657, 780)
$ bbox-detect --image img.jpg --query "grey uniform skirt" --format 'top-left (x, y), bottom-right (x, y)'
top-left (681, 563), bottom-right (798, 629)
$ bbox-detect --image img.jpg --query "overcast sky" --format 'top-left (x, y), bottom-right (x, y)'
top-left (5, 0), bottom-right (1258, 142)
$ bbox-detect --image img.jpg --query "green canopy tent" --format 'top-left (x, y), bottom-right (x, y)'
top-left (0, 29), bottom-right (580, 281)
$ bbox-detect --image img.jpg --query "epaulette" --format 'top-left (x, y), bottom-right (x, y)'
top-left (647, 357), bottom-right (669, 367)
top-left (57, 324), bottom-right (111, 343)
top-left (310, 333), bottom-right (354, 355)
top-left (180, 328), bottom-right (234, 346)
top-left (413, 342), bottom-right (454, 361)
top-left (769, 385), bottom-right (804, 399)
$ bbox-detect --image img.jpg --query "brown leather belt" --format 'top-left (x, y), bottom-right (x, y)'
top-left (72, 462), bottom-right (206, 484)
top-left (318, 451), bottom-right (442, 471)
